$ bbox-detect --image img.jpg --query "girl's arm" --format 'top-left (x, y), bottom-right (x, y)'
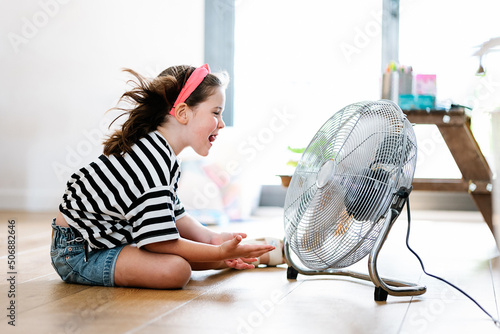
top-left (175, 213), bottom-right (247, 245)
top-left (142, 234), bottom-right (274, 263)
top-left (174, 213), bottom-right (218, 243)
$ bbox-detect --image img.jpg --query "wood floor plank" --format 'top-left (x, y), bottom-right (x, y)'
top-left (0, 209), bottom-right (498, 333)
top-left (130, 267), bottom-right (301, 334)
top-left (257, 277), bottom-right (412, 334)
top-left (2, 269), bottom-right (242, 334)
top-left (401, 298), bottom-right (500, 334)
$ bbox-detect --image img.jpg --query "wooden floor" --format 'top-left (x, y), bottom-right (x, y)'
top-left (0, 208), bottom-right (499, 334)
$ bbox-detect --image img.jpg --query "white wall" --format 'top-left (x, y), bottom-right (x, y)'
top-left (0, 0), bottom-right (204, 211)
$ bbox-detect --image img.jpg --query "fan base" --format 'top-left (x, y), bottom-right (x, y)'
top-left (286, 266), bottom-right (299, 280)
top-left (374, 286), bottom-right (389, 302)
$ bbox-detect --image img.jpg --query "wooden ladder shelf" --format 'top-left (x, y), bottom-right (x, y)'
top-left (403, 108), bottom-right (494, 235)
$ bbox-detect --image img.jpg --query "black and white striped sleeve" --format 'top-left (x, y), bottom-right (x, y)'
top-left (126, 185), bottom-right (181, 248)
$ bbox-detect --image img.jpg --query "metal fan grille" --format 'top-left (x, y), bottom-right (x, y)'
top-left (284, 101), bottom-right (417, 270)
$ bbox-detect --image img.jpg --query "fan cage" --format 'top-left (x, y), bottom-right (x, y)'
top-left (284, 100), bottom-right (417, 270)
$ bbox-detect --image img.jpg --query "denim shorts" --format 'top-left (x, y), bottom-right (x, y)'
top-left (50, 219), bottom-right (126, 287)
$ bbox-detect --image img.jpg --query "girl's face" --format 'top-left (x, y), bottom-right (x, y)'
top-left (186, 86), bottom-right (226, 156)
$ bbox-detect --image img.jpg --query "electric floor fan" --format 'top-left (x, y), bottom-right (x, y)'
top-left (283, 100), bottom-right (426, 301)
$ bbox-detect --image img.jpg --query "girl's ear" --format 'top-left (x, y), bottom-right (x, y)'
top-left (173, 103), bottom-right (189, 125)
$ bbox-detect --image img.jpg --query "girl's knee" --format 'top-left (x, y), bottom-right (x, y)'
top-left (159, 255), bottom-right (192, 289)
top-left (172, 256), bottom-right (192, 288)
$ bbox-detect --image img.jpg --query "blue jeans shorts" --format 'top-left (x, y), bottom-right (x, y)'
top-left (50, 219), bottom-right (126, 287)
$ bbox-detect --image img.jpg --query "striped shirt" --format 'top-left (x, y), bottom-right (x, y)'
top-left (59, 130), bottom-right (186, 250)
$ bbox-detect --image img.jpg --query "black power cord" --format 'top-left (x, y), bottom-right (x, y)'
top-left (404, 198), bottom-right (500, 328)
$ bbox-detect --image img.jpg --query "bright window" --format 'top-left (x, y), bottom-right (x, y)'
top-left (233, 0), bottom-right (383, 184)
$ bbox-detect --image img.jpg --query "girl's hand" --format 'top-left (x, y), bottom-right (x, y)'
top-left (219, 235), bottom-right (274, 260)
top-left (224, 258), bottom-right (258, 270)
top-left (211, 233), bottom-right (258, 269)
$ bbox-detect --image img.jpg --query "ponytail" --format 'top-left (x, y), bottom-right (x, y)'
top-left (103, 65), bottom-right (227, 157)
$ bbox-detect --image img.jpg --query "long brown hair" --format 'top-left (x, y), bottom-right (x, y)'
top-left (103, 65), bottom-right (228, 156)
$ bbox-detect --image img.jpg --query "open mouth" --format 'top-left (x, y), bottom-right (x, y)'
top-left (209, 135), bottom-right (217, 143)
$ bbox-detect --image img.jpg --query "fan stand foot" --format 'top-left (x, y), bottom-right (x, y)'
top-left (287, 266), bottom-right (299, 280)
top-left (374, 286), bottom-right (389, 302)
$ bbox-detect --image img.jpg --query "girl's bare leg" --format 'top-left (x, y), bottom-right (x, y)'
top-left (114, 245), bottom-right (192, 289)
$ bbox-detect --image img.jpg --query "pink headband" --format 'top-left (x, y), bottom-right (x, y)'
top-left (170, 64), bottom-right (211, 115)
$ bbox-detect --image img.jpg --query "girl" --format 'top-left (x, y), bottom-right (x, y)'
top-left (51, 64), bottom-right (279, 289)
